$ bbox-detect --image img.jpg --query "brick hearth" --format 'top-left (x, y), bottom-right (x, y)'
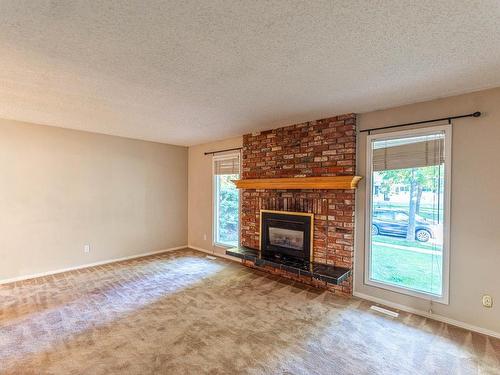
top-left (240, 114), bottom-right (356, 295)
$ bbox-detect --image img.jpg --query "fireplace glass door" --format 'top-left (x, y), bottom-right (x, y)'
top-left (261, 210), bottom-right (313, 262)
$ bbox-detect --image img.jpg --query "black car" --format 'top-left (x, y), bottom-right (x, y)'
top-left (372, 209), bottom-right (434, 242)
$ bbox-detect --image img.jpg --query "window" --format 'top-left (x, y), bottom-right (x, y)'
top-left (213, 153), bottom-right (240, 247)
top-left (366, 126), bottom-right (451, 303)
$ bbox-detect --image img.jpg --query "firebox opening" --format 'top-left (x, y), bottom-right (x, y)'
top-left (260, 210), bottom-right (313, 263)
top-left (269, 225), bottom-right (304, 250)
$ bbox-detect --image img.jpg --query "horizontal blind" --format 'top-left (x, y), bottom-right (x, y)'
top-left (214, 153), bottom-right (240, 175)
top-left (373, 133), bottom-right (445, 171)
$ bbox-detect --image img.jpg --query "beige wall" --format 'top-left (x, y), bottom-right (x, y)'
top-left (0, 119), bottom-right (188, 281)
top-left (355, 87), bottom-right (500, 335)
top-left (188, 137), bottom-right (242, 257)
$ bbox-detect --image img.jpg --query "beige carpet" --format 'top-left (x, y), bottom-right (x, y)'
top-left (0, 248), bottom-right (498, 375)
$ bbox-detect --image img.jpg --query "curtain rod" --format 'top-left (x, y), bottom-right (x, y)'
top-left (360, 111), bottom-right (481, 134)
top-left (204, 147), bottom-right (242, 156)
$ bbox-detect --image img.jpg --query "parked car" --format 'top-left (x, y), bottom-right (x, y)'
top-left (372, 209), bottom-right (434, 242)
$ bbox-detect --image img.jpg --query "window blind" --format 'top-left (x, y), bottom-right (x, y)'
top-left (372, 133), bottom-right (445, 171)
top-left (213, 153), bottom-right (240, 175)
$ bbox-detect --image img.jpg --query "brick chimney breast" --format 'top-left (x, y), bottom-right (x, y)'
top-left (240, 114), bottom-right (356, 296)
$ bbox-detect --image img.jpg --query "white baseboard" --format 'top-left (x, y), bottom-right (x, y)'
top-left (0, 245), bottom-right (188, 285)
top-left (188, 245), bottom-right (242, 262)
top-left (353, 291), bottom-right (500, 340)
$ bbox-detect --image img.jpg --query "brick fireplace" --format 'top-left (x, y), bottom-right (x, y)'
top-left (238, 114), bottom-right (357, 296)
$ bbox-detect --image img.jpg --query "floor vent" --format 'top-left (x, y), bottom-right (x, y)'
top-left (370, 305), bottom-right (399, 318)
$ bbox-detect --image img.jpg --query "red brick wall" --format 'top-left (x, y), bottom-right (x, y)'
top-left (240, 114), bottom-right (356, 295)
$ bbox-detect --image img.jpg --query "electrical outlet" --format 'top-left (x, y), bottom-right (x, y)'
top-left (482, 295), bottom-right (493, 308)
top-left (203, 233), bottom-right (207, 241)
top-left (84, 244), bottom-right (90, 253)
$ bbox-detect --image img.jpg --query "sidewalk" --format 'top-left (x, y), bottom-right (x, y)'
top-left (373, 241), bottom-right (442, 256)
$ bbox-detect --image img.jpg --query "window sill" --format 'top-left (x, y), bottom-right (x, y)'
top-left (213, 242), bottom-right (239, 249)
top-left (365, 278), bottom-right (449, 305)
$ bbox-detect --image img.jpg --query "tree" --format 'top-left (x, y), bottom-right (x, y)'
top-left (379, 180), bottom-right (391, 201)
top-left (218, 174), bottom-right (239, 242)
top-left (378, 166), bottom-right (438, 241)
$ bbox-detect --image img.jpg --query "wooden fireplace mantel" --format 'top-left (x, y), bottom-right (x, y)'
top-left (232, 176), bottom-right (362, 190)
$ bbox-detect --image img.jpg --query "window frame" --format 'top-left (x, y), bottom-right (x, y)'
top-left (212, 153), bottom-right (241, 248)
top-left (364, 125), bottom-right (452, 304)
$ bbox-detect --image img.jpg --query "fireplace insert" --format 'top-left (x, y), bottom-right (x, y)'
top-left (260, 210), bottom-right (313, 263)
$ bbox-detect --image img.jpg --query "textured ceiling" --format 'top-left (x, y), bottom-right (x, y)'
top-left (1, 1), bottom-right (500, 145)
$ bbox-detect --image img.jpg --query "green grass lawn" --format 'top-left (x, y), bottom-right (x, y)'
top-left (371, 241), bottom-right (443, 295)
